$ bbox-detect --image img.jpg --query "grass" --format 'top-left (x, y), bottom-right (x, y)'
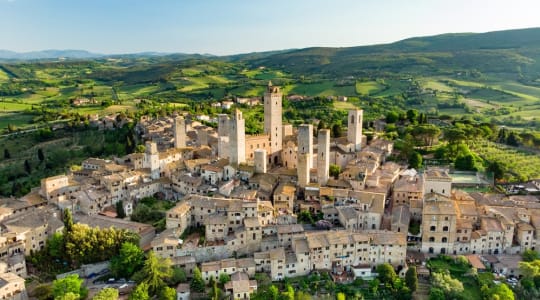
top-left (355, 81), bottom-right (384, 95)
top-left (0, 113), bottom-right (35, 129)
top-left (0, 69), bottom-right (10, 81)
top-left (283, 81), bottom-right (355, 97)
top-left (420, 79), bottom-right (454, 92)
top-left (333, 101), bottom-right (357, 110)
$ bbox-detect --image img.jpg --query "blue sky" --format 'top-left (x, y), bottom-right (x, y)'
top-left (1, 0), bottom-right (539, 55)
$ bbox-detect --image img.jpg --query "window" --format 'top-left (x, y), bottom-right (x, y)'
top-left (443, 226), bottom-right (449, 232)
top-left (442, 237), bottom-right (448, 243)
top-left (430, 226), bottom-right (436, 232)
top-left (429, 237), bottom-right (435, 242)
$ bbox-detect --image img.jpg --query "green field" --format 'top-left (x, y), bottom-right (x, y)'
top-left (355, 80), bottom-right (384, 95)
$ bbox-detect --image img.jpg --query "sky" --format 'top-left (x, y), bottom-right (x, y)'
top-left (1, 0), bottom-right (540, 55)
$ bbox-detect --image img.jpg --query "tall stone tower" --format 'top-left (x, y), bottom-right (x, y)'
top-left (217, 114), bottom-right (230, 159)
top-left (317, 129), bottom-right (330, 186)
top-left (173, 116), bottom-right (186, 148)
top-left (347, 109), bottom-right (363, 151)
top-left (229, 109), bottom-right (246, 164)
top-left (297, 153), bottom-right (310, 187)
top-left (254, 149), bottom-right (267, 174)
top-left (297, 124), bottom-right (313, 170)
top-left (264, 81), bottom-right (283, 165)
top-left (145, 141), bottom-right (160, 179)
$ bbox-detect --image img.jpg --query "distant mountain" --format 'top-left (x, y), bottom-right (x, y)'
top-left (242, 27), bottom-right (540, 77)
top-left (0, 49), bottom-right (104, 60)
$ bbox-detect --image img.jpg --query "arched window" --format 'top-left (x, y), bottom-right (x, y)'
top-left (442, 237), bottom-right (448, 243)
top-left (443, 226), bottom-right (449, 232)
top-left (430, 226), bottom-right (436, 232)
top-left (429, 237), bottom-right (435, 242)
top-left (351, 116), bottom-right (354, 124)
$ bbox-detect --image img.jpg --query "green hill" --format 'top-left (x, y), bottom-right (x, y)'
top-left (243, 27), bottom-right (540, 78)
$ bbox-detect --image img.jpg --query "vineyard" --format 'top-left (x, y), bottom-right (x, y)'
top-left (471, 140), bottom-right (540, 182)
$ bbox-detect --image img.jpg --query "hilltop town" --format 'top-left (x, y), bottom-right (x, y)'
top-left (1, 82), bottom-right (539, 299)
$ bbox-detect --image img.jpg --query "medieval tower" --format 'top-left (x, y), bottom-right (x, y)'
top-left (264, 81), bottom-right (283, 165)
top-left (254, 149), bottom-right (267, 174)
top-left (297, 124), bottom-right (313, 170)
top-left (145, 141), bottom-right (160, 179)
top-left (217, 114), bottom-right (230, 159)
top-left (173, 116), bottom-right (186, 148)
top-left (229, 109), bottom-right (246, 164)
top-left (347, 109), bottom-right (363, 151)
top-left (317, 129), bottom-right (330, 186)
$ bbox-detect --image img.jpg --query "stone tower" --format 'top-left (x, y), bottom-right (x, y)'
top-left (297, 124), bottom-right (313, 170)
top-left (347, 109), bottom-right (363, 151)
top-left (217, 114), bottom-right (230, 159)
top-left (317, 129), bottom-right (330, 186)
top-left (297, 153), bottom-right (310, 187)
top-left (173, 116), bottom-right (186, 148)
top-left (145, 141), bottom-right (160, 179)
top-left (229, 109), bottom-right (246, 164)
top-left (254, 149), bottom-right (267, 174)
top-left (264, 81), bottom-right (283, 165)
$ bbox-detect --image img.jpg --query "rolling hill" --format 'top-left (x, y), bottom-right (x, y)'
top-left (242, 27), bottom-right (540, 78)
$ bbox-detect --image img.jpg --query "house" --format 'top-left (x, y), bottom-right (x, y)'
top-left (224, 272), bottom-right (257, 299)
top-left (176, 283), bottom-right (190, 300)
top-left (0, 272), bottom-right (27, 300)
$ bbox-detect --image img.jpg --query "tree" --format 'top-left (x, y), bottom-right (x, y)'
top-left (191, 266), bottom-right (206, 293)
top-left (129, 283), bottom-right (149, 300)
top-left (490, 283), bottom-right (515, 300)
top-left (405, 266), bottom-right (418, 292)
top-left (336, 292), bottom-right (346, 300)
top-left (429, 288), bottom-right (445, 300)
top-left (283, 284), bottom-right (294, 300)
top-left (431, 272), bottom-right (463, 296)
top-left (92, 288), bottom-right (118, 300)
top-left (63, 208), bottom-right (74, 234)
top-left (408, 152), bottom-right (423, 169)
top-left (219, 273), bottom-right (231, 285)
top-left (331, 123), bottom-right (342, 137)
top-left (168, 267), bottom-right (187, 285)
top-left (159, 286), bottom-right (176, 300)
top-left (57, 292), bottom-right (79, 300)
top-left (211, 279), bottom-right (221, 300)
top-left (47, 232), bottom-right (65, 259)
top-left (386, 111), bottom-right (400, 123)
top-left (487, 160), bottom-right (505, 181)
top-left (268, 285), bottom-right (279, 300)
top-left (38, 148), bottom-right (45, 162)
top-left (116, 201), bottom-right (126, 219)
top-left (24, 159), bottom-right (31, 174)
top-left (454, 153), bottom-right (477, 171)
top-left (406, 109), bottom-right (419, 123)
top-left (110, 242), bottom-right (145, 279)
top-left (140, 251), bottom-right (172, 295)
top-left (3, 148), bottom-right (10, 159)
top-left (523, 249), bottom-right (540, 262)
top-left (52, 274), bottom-right (87, 300)
top-left (377, 263), bottom-right (397, 285)
top-left (329, 164), bottom-right (341, 179)
top-left (33, 284), bottom-right (53, 300)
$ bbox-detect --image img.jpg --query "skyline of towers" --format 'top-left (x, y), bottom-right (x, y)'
top-left (264, 81), bottom-right (283, 165)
